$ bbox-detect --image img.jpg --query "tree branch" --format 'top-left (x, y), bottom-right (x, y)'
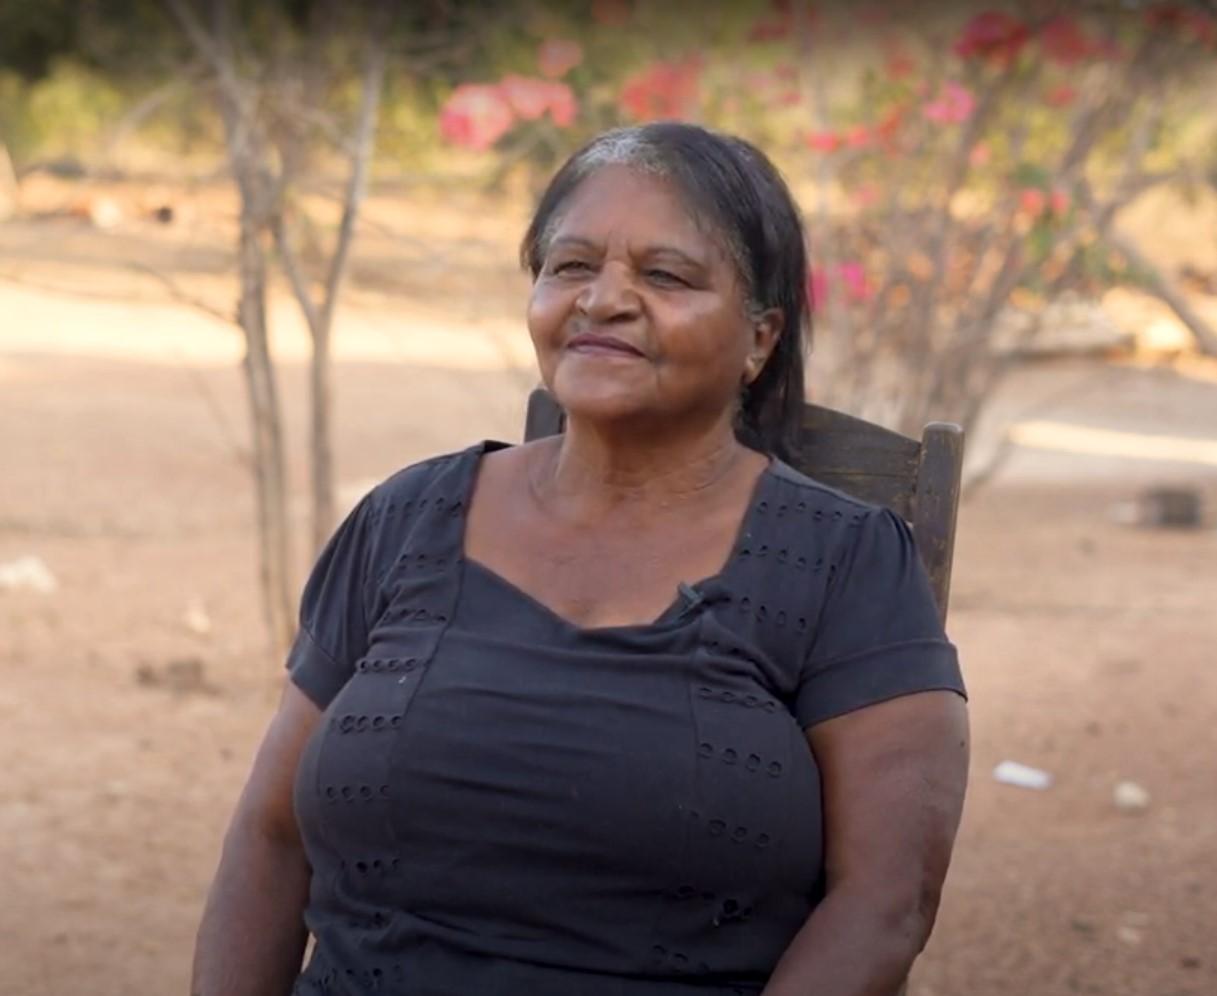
top-left (128, 260), bottom-right (235, 325)
top-left (1105, 230), bottom-right (1217, 356)
top-left (271, 214), bottom-right (322, 336)
top-left (318, 3), bottom-right (390, 338)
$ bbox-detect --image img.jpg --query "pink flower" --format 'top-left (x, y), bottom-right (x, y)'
top-left (804, 130), bottom-right (841, 153)
top-left (618, 59), bottom-right (700, 121)
top-left (837, 262), bottom-right (873, 302)
top-left (537, 39), bottom-right (583, 79)
top-left (922, 82), bottom-right (976, 124)
top-left (806, 262), bottom-right (873, 311)
top-left (499, 76), bottom-right (577, 127)
top-left (440, 77), bottom-right (577, 150)
top-left (954, 11), bottom-right (1030, 65)
top-left (1039, 15), bottom-right (1093, 65)
top-left (439, 84), bottom-right (515, 151)
top-left (807, 268), bottom-right (826, 310)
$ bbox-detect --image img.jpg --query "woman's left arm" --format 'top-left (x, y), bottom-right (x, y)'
top-left (762, 689), bottom-right (969, 996)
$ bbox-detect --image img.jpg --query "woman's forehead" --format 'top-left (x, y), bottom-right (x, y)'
top-left (547, 165), bottom-right (729, 262)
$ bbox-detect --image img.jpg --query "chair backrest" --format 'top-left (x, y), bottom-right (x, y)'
top-left (523, 388), bottom-right (964, 622)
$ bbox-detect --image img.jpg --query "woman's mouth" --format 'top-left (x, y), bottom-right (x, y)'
top-left (567, 333), bottom-right (645, 357)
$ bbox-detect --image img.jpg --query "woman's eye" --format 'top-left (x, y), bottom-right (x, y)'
top-left (646, 269), bottom-right (687, 286)
top-left (552, 260), bottom-right (591, 275)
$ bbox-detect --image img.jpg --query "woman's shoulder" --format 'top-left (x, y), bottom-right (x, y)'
top-left (765, 457), bottom-right (886, 521)
top-left (359, 441), bottom-right (496, 516)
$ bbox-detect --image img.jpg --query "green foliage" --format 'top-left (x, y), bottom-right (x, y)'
top-left (0, 59), bottom-right (125, 164)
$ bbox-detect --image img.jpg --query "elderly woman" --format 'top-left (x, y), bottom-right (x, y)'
top-left (191, 123), bottom-right (968, 996)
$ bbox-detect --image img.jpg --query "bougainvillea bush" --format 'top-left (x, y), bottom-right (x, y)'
top-left (434, 0), bottom-right (1217, 434)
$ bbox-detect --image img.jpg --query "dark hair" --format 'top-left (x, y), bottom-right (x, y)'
top-left (519, 123), bottom-right (810, 461)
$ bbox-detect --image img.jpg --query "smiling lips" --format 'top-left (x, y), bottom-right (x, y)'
top-left (567, 333), bottom-right (645, 357)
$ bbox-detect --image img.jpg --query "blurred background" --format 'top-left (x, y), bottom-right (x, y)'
top-left (1, 1), bottom-right (1215, 993)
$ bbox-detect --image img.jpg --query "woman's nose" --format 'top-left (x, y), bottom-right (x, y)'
top-left (575, 264), bottom-right (641, 321)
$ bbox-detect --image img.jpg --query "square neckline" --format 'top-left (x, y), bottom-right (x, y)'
top-left (459, 439), bottom-right (775, 636)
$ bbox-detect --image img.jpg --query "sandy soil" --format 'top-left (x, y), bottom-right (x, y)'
top-left (1, 183), bottom-right (1216, 996)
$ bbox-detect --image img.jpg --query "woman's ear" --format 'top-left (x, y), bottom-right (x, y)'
top-left (744, 308), bottom-right (784, 385)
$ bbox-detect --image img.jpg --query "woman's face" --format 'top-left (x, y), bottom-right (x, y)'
top-left (527, 165), bottom-right (780, 436)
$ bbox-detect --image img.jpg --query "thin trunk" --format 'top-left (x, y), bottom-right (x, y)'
top-left (286, 10), bottom-right (388, 553)
top-left (238, 216), bottom-right (294, 657)
top-left (168, 0), bottom-right (299, 659)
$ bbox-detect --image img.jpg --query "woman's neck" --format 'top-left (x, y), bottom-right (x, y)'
top-left (529, 416), bottom-right (756, 521)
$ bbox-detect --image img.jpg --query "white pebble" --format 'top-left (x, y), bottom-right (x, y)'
top-left (1113, 780), bottom-right (1151, 812)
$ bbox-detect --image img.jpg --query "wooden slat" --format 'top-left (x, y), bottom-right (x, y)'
top-left (913, 422), bottom-right (965, 622)
top-left (524, 387), bottom-right (565, 442)
top-left (794, 405), bottom-right (921, 520)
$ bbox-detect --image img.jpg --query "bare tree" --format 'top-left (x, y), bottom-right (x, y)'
top-left (272, 3), bottom-right (389, 553)
top-left (164, 0), bottom-right (390, 655)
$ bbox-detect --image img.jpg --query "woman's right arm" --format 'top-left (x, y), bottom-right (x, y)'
top-left (190, 681), bottom-right (321, 996)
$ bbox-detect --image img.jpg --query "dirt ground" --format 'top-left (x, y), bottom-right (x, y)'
top-left (1, 183), bottom-right (1216, 996)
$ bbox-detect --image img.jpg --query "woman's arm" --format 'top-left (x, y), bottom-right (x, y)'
top-left (190, 682), bottom-right (322, 996)
top-left (762, 690), bottom-right (969, 996)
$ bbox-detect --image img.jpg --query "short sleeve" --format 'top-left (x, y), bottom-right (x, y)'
top-left (286, 495), bottom-right (378, 709)
top-left (794, 506), bottom-right (965, 728)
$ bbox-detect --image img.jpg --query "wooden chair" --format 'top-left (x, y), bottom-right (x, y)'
top-left (523, 387), bottom-right (964, 621)
top-left (524, 388), bottom-right (964, 994)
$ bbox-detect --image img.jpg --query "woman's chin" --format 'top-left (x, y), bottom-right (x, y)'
top-left (550, 369), bottom-right (655, 425)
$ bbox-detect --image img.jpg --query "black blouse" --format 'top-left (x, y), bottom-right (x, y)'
top-left (286, 441), bottom-right (964, 996)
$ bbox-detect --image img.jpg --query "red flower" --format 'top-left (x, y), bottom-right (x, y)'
top-left (1039, 15), bottom-right (1093, 65)
top-left (1146, 4), bottom-right (1217, 45)
top-left (1049, 188), bottom-right (1071, 215)
top-left (439, 84), bottom-right (515, 151)
top-left (954, 11), bottom-right (1030, 65)
top-left (844, 124), bottom-right (873, 149)
top-left (804, 130), bottom-right (841, 153)
top-left (1044, 82), bottom-right (1078, 107)
top-left (1018, 188), bottom-right (1047, 217)
top-left (618, 59), bottom-right (701, 121)
top-left (537, 39), bottom-right (583, 79)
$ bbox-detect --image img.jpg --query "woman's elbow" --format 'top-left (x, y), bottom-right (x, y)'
top-left (873, 875), bottom-right (946, 960)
